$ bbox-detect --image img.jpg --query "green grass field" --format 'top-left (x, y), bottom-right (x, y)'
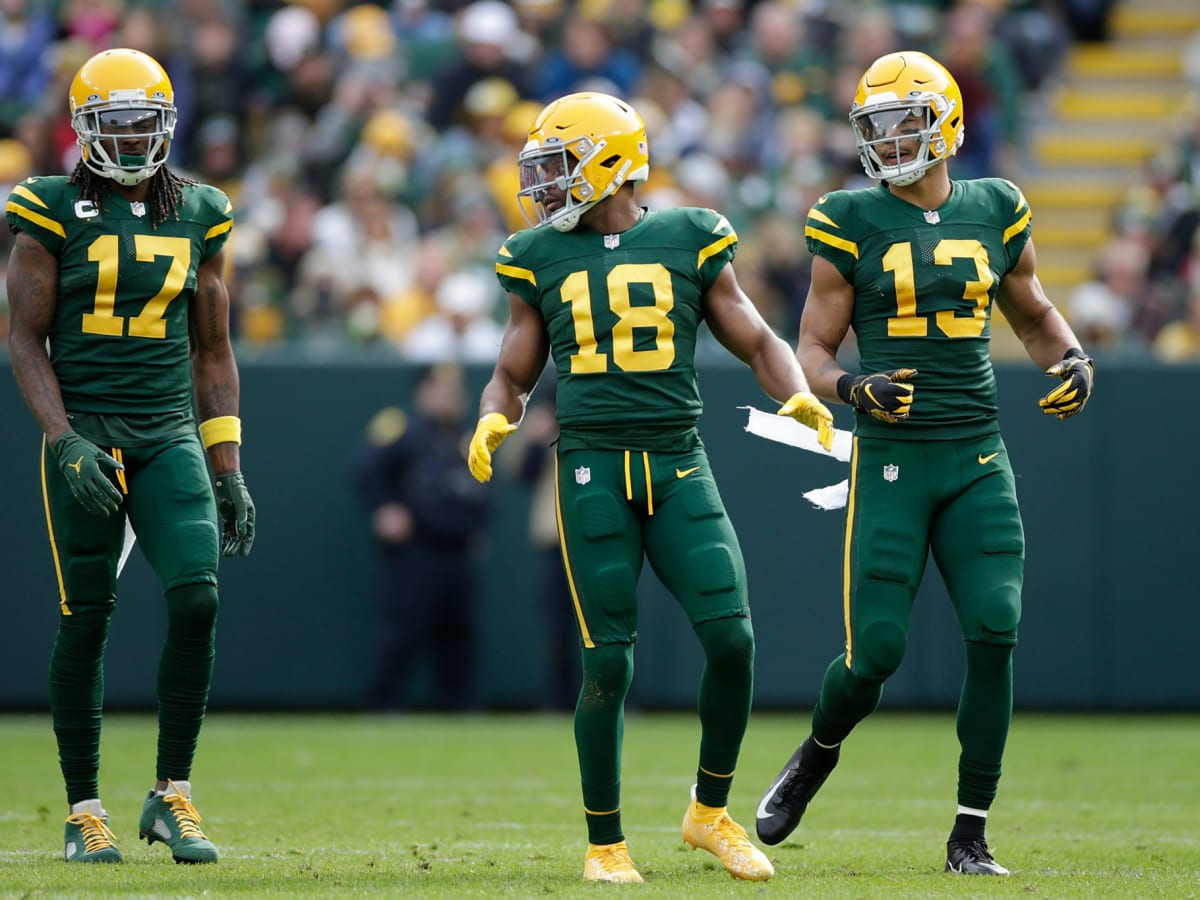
top-left (1, 711), bottom-right (1196, 898)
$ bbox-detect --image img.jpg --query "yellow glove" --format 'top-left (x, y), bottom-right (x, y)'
top-left (778, 391), bottom-right (835, 452)
top-left (467, 412), bottom-right (518, 483)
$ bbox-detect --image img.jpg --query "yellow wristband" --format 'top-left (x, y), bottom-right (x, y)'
top-left (198, 415), bottom-right (242, 449)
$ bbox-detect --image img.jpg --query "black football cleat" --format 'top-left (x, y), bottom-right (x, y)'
top-left (945, 838), bottom-right (1009, 875)
top-left (755, 737), bottom-right (839, 846)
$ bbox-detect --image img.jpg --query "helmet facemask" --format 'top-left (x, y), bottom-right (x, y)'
top-left (517, 135), bottom-right (632, 232)
top-left (74, 100), bottom-right (176, 187)
top-left (851, 93), bottom-right (960, 187)
top-left (515, 91), bottom-right (650, 233)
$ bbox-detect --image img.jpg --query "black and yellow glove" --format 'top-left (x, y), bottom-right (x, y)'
top-left (214, 472), bottom-right (256, 557)
top-left (836, 368), bottom-right (917, 424)
top-left (1039, 348), bottom-right (1094, 420)
top-left (52, 432), bottom-right (124, 516)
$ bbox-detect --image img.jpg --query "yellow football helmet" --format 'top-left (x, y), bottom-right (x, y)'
top-left (850, 51), bottom-right (963, 186)
top-left (69, 48), bottom-right (177, 186)
top-left (516, 92), bottom-right (649, 232)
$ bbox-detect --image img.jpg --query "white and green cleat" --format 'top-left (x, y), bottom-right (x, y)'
top-left (139, 780), bottom-right (219, 863)
top-left (64, 799), bottom-right (123, 863)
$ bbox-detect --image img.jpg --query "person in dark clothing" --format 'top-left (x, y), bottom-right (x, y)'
top-left (353, 362), bottom-right (491, 710)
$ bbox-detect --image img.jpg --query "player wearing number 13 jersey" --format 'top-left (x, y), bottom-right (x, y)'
top-left (6, 48), bottom-right (255, 864)
top-left (756, 51), bottom-right (1095, 876)
top-left (466, 91), bottom-right (834, 884)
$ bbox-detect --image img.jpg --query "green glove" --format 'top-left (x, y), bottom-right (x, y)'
top-left (837, 368), bottom-right (918, 424)
top-left (52, 432), bottom-right (123, 516)
top-left (214, 472), bottom-right (255, 557)
top-left (1039, 348), bottom-right (1094, 420)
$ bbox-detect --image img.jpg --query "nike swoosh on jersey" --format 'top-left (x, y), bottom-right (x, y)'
top-left (978, 452), bottom-right (1000, 465)
top-left (675, 466), bottom-right (701, 479)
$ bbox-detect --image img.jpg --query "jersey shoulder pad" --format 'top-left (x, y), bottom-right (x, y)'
top-left (184, 182), bottom-right (234, 255)
top-left (965, 177), bottom-right (1032, 261)
top-left (5, 176), bottom-right (75, 248)
top-left (495, 229), bottom-right (540, 303)
top-left (804, 190), bottom-right (862, 262)
top-left (657, 206), bottom-right (738, 277)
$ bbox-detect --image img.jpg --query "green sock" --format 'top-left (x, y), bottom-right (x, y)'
top-left (693, 617), bottom-right (754, 808)
top-left (956, 641), bottom-right (1013, 809)
top-left (155, 584), bottom-right (218, 780)
top-left (575, 643), bottom-right (633, 844)
top-left (50, 608), bottom-right (112, 804)
top-left (812, 654), bottom-right (884, 746)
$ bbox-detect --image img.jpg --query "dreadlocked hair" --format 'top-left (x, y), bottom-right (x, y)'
top-left (68, 161), bottom-right (196, 227)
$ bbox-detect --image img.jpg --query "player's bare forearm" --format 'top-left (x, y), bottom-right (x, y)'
top-left (192, 351), bottom-right (242, 473)
top-left (797, 336), bottom-right (849, 403)
top-left (1014, 306), bottom-right (1085, 371)
top-left (7, 233), bottom-right (71, 441)
top-left (747, 333), bottom-right (811, 404)
top-left (189, 256), bottom-right (242, 473)
top-left (797, 256), bottom-right (856, 402)
top-left (478, 367), bottom-right (533, 424)
top-left (998, 239), bottom-right (1086, 369)
top-left (480, 295), bottom-right (549, 424)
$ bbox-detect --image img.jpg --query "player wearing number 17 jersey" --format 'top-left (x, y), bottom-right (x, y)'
top-left (6, 48), bottom-right (254, 864)
top-left (465, 91), bottom-right (834, 884)
top-left (755, 51), bottom-right (1095, 876)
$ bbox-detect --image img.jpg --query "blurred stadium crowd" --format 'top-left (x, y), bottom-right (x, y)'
top-left (2, 0), bottom-right (1199, 362)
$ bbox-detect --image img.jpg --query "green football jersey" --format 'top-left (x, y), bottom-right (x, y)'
top-left (5, 175), bottom-right (233, 434)
top-left (495, 207), bottom-right (737, 450)
top-left (805, 178), bottom-right (1032, 439)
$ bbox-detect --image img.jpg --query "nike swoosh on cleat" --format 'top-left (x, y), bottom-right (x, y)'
top-left (756, 772), bottom-right (789, 820)
top-left (978, 452), bottom-right (999, 465)
top-left (676, 466), bottom-right (701, 479)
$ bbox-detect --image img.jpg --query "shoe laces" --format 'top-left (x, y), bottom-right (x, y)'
top-left (162, 781), bottom-right (207, 840)
top-left (704, 810), bottom-right (754, 850)
top-left (590, 842), bottom-right (637, 874)
top-left (954, 838), bottom-right (995, 862)
top-left (773, 770), bottom-right (804, 815)
top-left (66, 812), bottom-right (118, 853)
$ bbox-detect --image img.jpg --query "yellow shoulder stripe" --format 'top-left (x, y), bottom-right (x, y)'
top-left (5, 199), bottom-right (66, 238)
top-left (12, 183), bottom-right (48, 209)
top-left (205, 218), bottom-right (233, 241)
top-left (808, 208), bottom-right (838, 228)
top-left (697, 232), bottom-right (736, 269)
top-left (1002, 209), bottom-right (1031, 244)
top-left (497, 262), bottom-right (535, 285)
top-left (805, 225), bottom-right (858, 259)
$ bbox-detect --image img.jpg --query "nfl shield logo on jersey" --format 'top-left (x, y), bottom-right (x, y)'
top-left (603, 233), bottom-right (620, 250)
top-left (883, 464), bottom-right (899, 482)
top-left (575, 466), bottom-right (591, 485)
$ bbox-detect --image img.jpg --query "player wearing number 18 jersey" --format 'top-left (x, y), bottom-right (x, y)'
top-left (466, 91), bottom-right (834, 884)
top-left (6, 48), bottom-right (254, 865)
top-left (755, 51), bottom-right (1095, 876)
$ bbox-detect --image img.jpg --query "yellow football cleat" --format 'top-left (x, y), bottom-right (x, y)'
top-left (682, 786), bottom-right (774, 881)
top-left (583, 840), bottom-right (644, 883)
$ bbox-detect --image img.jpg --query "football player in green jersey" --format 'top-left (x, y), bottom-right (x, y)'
top-left (5, 48), bottom-right (255, 864)
top-left (466, 91), bottom-right (833, 883)
top-left (755, 52), bottom-right (1094, 875)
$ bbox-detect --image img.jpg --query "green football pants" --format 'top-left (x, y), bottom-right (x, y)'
top-left (840, 432), bottom-right (1025, 679)
top-left (41, 431), bottom-right (220, 803)
top-left (553, 445), bottom-right (750, 647)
